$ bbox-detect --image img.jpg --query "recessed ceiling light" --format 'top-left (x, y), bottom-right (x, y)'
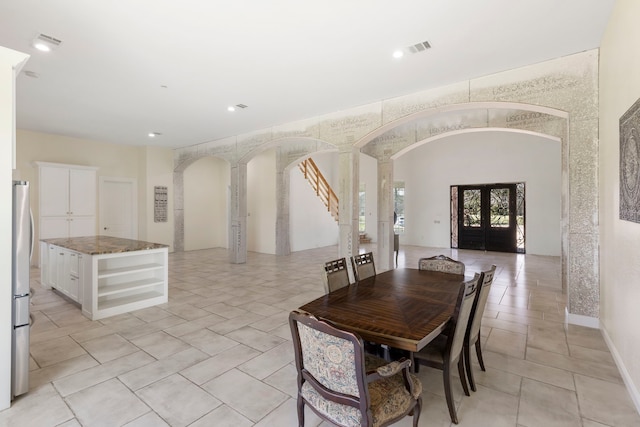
top-left (31, 34), bottom-right (62, 52)
top-left (227, 106), bottom-right (236, 112)
top-left (148, 132), bottom-right (162, 137)
top-left (392, 50), bottom-right (404, 59)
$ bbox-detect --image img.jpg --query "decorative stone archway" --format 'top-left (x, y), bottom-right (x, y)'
top-left (173, 49), bottom-right (600, 326)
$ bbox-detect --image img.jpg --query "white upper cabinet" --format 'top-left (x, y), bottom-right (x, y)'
top-left (37, 162), bottom-right (99, 240)
top-left (69, 169), bottom-right (97, 216)
top-left (40, 166), bottom-right (71, 216)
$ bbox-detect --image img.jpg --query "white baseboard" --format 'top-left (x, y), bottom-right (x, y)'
top-left (564, 308), bottom-right (600, 329)
top-left (601, 326), bottom-right (640, 415)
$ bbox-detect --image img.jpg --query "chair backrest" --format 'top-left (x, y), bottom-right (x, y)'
top-left (351, 252), bottom-right (376, 282)
top-left (467, 265), bottom-right (497, 343)
top-left (289, 310), bottom-right (370, 422)
top-left (322, 257), bottom-right (351, 293)
top-left (446, 273), bottom-right (481, 363)
top-left (418, 254), bottom-right (465, 275)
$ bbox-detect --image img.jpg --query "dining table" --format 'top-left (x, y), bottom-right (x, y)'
top-left (299, 268), bottom-right (465, 352)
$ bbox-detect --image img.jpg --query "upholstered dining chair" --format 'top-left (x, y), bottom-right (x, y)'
top-left (322, 257), bottom-right (351, 294)
top-left (351, 252), bottom-right (376, 282)
top-left (411, 273), bottom-right (481, 424)
top-left (289, 310), bottom-right (423, 427)
top-left (418, 254), bottom-right (465, 275)
top-left (464, 265), bottom-right (497, 392)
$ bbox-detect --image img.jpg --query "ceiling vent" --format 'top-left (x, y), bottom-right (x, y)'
top-left (407, 41), bottom-right (432, 54)
top-left (32, 33), bottom-right (62, 51)
top-left (235, 104), bottom-right (248, 109)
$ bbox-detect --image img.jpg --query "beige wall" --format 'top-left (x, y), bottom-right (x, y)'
top-left (140, 146), bottom-right (175, 249)
top-left (599, 0), bottom-right (640, 409)
top-left (247, 148), bottom-right (277, 254)
top-left (15, 129), bottom-right (174, 261)
top-left (184, 156), bottom-right (229, 250)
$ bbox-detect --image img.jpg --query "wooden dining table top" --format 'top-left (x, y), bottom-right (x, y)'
top-left (299, 268), bottom-right (465, 352)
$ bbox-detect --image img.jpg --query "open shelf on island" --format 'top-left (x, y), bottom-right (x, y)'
top-left (97, 278), bottom-right (165, 297)
top-left (97, 263), bottom-right (165, 279)
top-left (97, 289), bottom-right (165, 312)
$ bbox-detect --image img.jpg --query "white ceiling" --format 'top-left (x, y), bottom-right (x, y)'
top-left (0, 0), bottom-right (615, 149)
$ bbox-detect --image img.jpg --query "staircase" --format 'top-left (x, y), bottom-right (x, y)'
top-left (298, 158), bottom-right (339, 222)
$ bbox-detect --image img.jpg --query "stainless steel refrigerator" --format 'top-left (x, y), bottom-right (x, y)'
top-left (12, 180), bottom-right (31, 398)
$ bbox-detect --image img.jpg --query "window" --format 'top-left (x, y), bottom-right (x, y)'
top-left (359, 184), bottom-right (366, 232)
top-left (393, 182), bottom-right (405, 234)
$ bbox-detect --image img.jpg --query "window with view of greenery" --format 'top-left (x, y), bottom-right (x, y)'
top-left (359, 184), bottom-right (366, 232)
top-left (394, 182), bottom-right (405, 233)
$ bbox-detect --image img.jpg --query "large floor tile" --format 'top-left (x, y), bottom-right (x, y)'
top-left (518, 378), bottom-right (581, 427)
top-left (65, 378), bottom-right (151, 427)
top-left (456, 385), bottom-right (519, 427)
top-left (136, 374), bottom-right (221, 427)
top-left (574, 374), bottom-right (640, 426)
top-left (203, 369), bottom-right (289, 422)
top-left (485, 329), bottom-right (527, 359)
top-left (0, 383), bottom-right (74, 427)
top-left (30, 335), bottom-right (87, 367)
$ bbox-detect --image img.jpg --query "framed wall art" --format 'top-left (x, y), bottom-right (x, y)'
top-left (620, 97), bottom-right (640, 223)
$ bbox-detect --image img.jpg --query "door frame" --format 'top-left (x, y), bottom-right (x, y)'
top-left (451, 183), bottom-right (525, 253)
top-left (99, 176), bottom-right (138, 239)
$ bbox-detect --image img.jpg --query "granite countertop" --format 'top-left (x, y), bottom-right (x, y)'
top-left (41, 236), bottom-right (169, 255)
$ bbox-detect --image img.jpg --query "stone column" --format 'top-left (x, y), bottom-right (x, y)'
top-left (275, 148), bottom-right (291, 256)
top-left (338, 146), bottom-right (360, 270)
top-left (229, 161), bottom-right (247, 264)
top-left (173, 170), bottom-right (184, 252)
top-left (377, 157), bottom-right (394, 271)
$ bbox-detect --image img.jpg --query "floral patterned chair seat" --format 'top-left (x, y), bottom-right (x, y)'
top-left (290, 310), bottom-right (422, 427)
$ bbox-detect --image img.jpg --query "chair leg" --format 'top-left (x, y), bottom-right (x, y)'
top-left (411, 353), bottom-right (420, 373)
top-left (443, 364), bottom-right (459, 424)
top-left (413, 396), bottom-right (422, 427)
top-left (457, 357), bottom-right (470, 397)
top-left (464, 342), bottom-right (477, 392)
top-left (297, 395), bottom-right (305, 427)
top-left (475, 339), bottom-right (486, 371)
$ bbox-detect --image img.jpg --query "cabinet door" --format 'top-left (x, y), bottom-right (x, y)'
top-left (69, 169), bottom-right (96, 216)
top-left (47, 244), bottom-right (59, 287)
top-left (40, 217), bottom-right (70, 240)
top-left (40, 167), bottom-right (70, 216)
top-left (67, 275), bottom-right (79, 302)
top-left (56, 250), bottom-right (68, 294)
top-left (69, 216), bottom-right (96, 237)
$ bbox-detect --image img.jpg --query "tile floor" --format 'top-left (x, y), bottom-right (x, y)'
top-left (1, 245), bottom-right (639, 427)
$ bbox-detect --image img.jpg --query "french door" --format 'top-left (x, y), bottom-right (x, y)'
top-left (453, 183), bottom-right (524, 253)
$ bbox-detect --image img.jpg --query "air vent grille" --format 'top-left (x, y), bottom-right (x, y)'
top-left (36, 33), bottom-right (62, 47)
top-left (235, 104), bottom-right (248, 109)
top-left (407, 41), bottom-right (431, 54)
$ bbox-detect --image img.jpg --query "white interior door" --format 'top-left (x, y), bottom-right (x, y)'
top-left (99, 177), bottom-right (137, 239)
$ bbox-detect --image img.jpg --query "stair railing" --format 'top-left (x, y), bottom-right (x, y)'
top-left (298, 158), bottom-right (339, 222)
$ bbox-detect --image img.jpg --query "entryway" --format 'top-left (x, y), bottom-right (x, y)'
top-left (451, 183), bottom-right (525, 253)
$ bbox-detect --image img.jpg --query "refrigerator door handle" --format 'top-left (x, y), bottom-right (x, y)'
top-left (29, 209), bottom-right (34, 261)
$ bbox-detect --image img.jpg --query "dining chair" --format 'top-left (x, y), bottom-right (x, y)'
top-left (411, 272), bottom-right (481, 424)
top-left (322, 257), bottom-right (351, 294)
top-left (418, 254), bottom-right (465, 275)
top-left (289, 310), bottom-right (423, 427)
top-left (464, 264), bottom-right (497, 392)
top-left (351, 252), bottom-right (376, 282)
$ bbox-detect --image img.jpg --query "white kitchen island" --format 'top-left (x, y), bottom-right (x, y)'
top-left (40, 236), bottom-right (168, 320)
